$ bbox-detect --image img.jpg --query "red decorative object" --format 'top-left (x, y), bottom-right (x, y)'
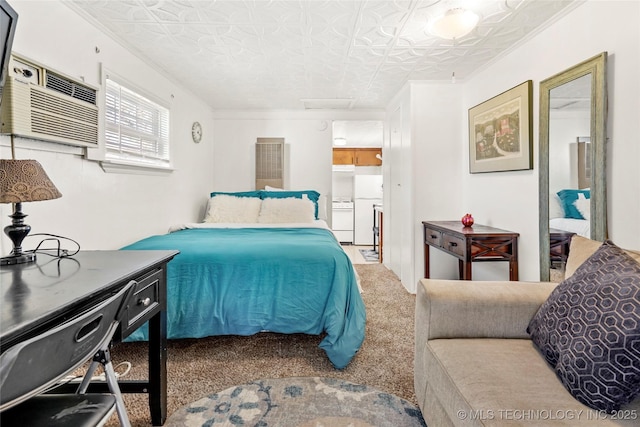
top-left (461, 213), bottom-right (474, 227)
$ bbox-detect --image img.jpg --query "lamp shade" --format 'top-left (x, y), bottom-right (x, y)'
top-left (428, 8), bottom-right (479, 40)
top-left (0, 159), bottom-right (62, 203)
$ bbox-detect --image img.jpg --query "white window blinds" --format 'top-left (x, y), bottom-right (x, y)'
top-left (104, 78), bottom-right (170, 168)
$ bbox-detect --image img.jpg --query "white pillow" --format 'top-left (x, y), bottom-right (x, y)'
top-left (574, 193), bottom-right (591, 221)
top-left (204, 195), bottom-right (262, 223)
top-left (549, 194), bottom-right (565, 219)
top-left (258, 197), bottom-right (315, 223)
top-left (317, 194), bottom-right (328, 220)
top-left (263, 186), bottom-right (328, 220)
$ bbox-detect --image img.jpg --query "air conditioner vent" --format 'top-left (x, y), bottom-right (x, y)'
top-left (0, 54), bottom-right (99, 147)
top-left (256, 138), bottom-right (285, 190)
top-left (31, 109), bottom-right (98, 144)
top-left (46, 72), bottom-right (96, 105)
top-left (30, 88), bottom-right (98, 123)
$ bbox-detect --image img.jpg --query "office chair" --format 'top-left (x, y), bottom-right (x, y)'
top-left (0, 280), bottom-right (136, 426)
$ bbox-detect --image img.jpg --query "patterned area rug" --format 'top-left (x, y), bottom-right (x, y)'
top-left (165, 377), bottom-right (426, 427)
top-left (359, 249), bottom-right (379, 262)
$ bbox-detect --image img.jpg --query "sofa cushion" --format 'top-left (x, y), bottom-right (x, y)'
top-left (527, 240), bottom-right (640, 412)
top-left (423, 338), bottom-right (640, 426)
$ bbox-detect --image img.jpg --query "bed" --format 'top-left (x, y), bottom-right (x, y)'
top-left (549, 188), bottom-right (591, 266)
top-left (549, 188), bottom-right (591, 238)
top-left (120, 190), bottom-right (365, 369)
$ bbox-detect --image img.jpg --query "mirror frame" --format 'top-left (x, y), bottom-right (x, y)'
top-left (539, 52), bottom-right (608, 281)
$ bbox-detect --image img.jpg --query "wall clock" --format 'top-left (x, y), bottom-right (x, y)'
top-left (191, 121), bottom-right (202, 143)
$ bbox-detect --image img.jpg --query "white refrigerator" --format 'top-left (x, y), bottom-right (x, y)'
top-left (354, 175), bottom-right (383, 245)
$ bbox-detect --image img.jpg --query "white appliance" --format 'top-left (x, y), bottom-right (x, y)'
top-left (354, 175), bottom-right (383, 245)
top-left (332, 199), bottom-right (354, 243)
top-left (332, 164), bottom-right (355, 173)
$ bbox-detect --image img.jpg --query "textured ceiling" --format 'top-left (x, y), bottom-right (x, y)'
top-left (66, 0), bottom-right (580, 111)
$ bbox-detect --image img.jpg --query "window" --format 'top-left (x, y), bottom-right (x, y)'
top-left (104, 77), bottom-right (170, 168)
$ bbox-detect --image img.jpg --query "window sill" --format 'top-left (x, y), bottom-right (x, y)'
top-left (100, 160), bottom-right (174, 176)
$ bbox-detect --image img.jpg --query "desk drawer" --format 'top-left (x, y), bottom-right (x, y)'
top-left (443, 233), bottom-right (465, 256)
top-left (424, 228), bottom-right (442, 247)
top-left (121, 268), bottom-right (162, 334)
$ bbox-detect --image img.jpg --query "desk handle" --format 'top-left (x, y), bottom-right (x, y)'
top-left (430, 234), bottom-right (437, 239)
top-left (449, 242), bottom-right (458, 247)
top-left (76, 314), bottom-right (103, 342)
top-left (138, 297), bottom-right (151, 307)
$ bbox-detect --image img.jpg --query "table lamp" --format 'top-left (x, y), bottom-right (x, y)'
top-left (0, 159), bottom-right (62, 265)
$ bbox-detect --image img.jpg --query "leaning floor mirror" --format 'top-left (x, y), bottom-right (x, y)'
top-left (539, 52), bottom-right (608, 281)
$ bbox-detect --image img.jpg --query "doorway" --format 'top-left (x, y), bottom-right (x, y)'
top-left (331, 120), bottom-right (383, 252)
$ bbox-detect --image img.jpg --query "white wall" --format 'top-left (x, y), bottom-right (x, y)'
top-left (383, 87), bottom-right (410, 280)
top-left (0, 3), bottom-right (386, 257)
top-left (1, 1), bottom-right (215, 253)
top-left (549, 111), bottom-right (590, 195)
top-left (387, 0), bottom-right (640, 291)
top-left (460, 0), bottom-right (640, 280)
top-left (411, 82), bottom-right (464, 286)
top-left (383, 82), bottom-right (463, 293)
top-left (210, 111), bottom-right (385, 220)
top-left (4, 0), bottom-right (637, 283)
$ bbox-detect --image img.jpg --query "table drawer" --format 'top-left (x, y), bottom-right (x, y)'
top-left (443, 233), bottom-right (465, 256)
top-left (424, 228), bottom-right (442, 247)
top-left (121, 268), bottom-right (162, 335)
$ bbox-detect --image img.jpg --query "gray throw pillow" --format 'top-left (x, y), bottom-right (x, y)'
top-left (527, 240), bottom-right (640, 412)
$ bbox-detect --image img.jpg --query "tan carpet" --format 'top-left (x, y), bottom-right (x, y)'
top-left (106, 264), bottom-right (416, 426)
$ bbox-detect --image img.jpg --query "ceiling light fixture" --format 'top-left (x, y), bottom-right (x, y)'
top-left (333, 138), bottom-right (347, 146)
top-left (428, 8), bottom-right (479, 40)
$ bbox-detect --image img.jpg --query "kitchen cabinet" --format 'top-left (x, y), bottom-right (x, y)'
top-left (354, 148), bottom-right (382, 166)
top-left (332, 148), bottom-right (382, 166)
top-left (333, 148), bottom-right (355, 165)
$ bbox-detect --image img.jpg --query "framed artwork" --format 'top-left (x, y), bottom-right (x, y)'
top-left (468, 80), bottom-right (533, 173)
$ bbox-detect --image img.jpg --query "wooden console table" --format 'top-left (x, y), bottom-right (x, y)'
top-left (550, 228), bottom-right (576, 267)
top-left (422, 221), bottom-right (519, 281)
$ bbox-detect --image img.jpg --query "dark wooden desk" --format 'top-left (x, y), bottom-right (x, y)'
top-left (422, 221), bottom-right (519, 281)
top-left (0, 250), bottom-right (178, 426)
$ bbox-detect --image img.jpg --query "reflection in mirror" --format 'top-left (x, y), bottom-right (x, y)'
top-left (539, 52), bottom-right (608, 281)
top-left (548, 75), bottom-right (591, 235)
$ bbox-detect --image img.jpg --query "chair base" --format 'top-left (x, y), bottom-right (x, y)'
top-left (0, 394), bottom-right (116, 427)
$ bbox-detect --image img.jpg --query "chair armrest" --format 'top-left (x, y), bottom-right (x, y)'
top-left (415, 279), bottom-right (558, 341)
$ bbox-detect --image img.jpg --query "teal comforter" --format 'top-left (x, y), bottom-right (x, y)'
top-left (121, 226), bottom-right (365, 369)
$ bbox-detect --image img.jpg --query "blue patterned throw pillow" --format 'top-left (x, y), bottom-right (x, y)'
top-left (527, 240), bottom-right (640, 412)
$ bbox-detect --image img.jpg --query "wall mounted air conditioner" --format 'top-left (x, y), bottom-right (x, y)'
top-left (0, 54), bottom-right (99, 147)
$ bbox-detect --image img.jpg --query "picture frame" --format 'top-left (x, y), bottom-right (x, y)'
top-left (468, 80), bottom-right (533, 173)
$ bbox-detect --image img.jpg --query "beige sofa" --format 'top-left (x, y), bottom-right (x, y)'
top-left (414, 237), bottom-right (640, 426)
